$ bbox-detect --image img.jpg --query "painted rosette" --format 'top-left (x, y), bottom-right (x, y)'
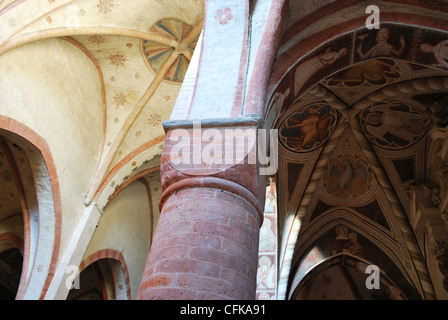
top-left (141, 18), bottom-right (195, 83)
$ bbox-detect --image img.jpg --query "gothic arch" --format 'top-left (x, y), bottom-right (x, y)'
top-left (286, 213), bottom-right (418, 298)
top-left (268, 2), bottom-right (448, 99)
top-left (0, 115), bottom-right (61, 300)
top-left (269, 14), bottom-right (448, 299)
top-left (76, 249), bottom-right (131, 300)
top-left (289, 253), bottom-right (421, 300)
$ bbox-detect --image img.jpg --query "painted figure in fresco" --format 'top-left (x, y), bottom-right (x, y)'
top-left (430, 96), bottom-right (448, 127)
top-left (259, 217), bottom-right (276, 252)
top-left (325, 157), bottom-right (371, 197)
top-left (270, 87), bottom-right (290, 114)
top-left (345, 233), bottom-right (363, 257)
top-left (357, 27), bottom-right (405, 59)
top-left (257, 256), bottom-right (276, 289)
top-left (330, 226), bottom-right (349, 256)
top-left (420, 40), bottom-right (448, 68)
top-left (294, 47), bottom-right (348, 95)
top-left (364, 105), bottom-right (431, 146)
top-left (328, 59), bottom-right (399, 86)
top-left (281, 106), bottom-right (334, 150)
top-left (330, 227), bottom-right (364, 257)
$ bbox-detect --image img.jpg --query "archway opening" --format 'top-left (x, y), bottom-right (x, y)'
top-left (0, 134), bottom-right (27, 300)
top-left (0, 124), bottom-right (60, 300)
top-left (67, 258), bottom-right (128, 300)
top-left (0, 248), bottom-right (22, 300)
top-left (291, 253), bottom-right (409, 300)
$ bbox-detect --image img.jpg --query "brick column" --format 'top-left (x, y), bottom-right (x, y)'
top-left (137, 120), bottom-right (266, 300)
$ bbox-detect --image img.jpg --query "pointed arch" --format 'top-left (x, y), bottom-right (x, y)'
top-left (78, 249), bottom-right (131, 300)
top-left (0, 115), bottom-right (62, 300)
top-left (287, 213), bottom-right (422, 300)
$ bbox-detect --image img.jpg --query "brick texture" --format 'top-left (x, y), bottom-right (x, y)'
top-left (137, 186), bottom-right (261, 300)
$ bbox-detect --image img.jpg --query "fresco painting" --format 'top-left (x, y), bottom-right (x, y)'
top-left (280, 104), bottom-right (338, 152)
top-left (360, 102), bottom-right (431, 149)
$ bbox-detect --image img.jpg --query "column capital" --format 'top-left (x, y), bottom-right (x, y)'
top-left (163, 114), bottom-right (265, 131)
top-left (159, 119), bottom-right (268, 217)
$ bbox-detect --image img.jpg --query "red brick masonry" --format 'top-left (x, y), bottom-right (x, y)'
top-left (138, 125), bottom-right (265, 300)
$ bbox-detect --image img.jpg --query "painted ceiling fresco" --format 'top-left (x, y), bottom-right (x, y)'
top-left (0, 0), bottom-right (204, 208)
top-left (279, 103), bottom-right (338, 152)
top-left (268, 23), bottom-right (448, 300)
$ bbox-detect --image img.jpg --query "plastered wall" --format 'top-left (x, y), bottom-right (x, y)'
top-left (83, 180), bottom-right (153, 299)
top-left (0, 38), bottom-right (104, 262)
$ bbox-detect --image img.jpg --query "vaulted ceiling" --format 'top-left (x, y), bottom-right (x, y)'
top-left (0, 0), bottom-right (204, 208)
top-left (0, 1), bottom-right (205, 299)
top-left (2, 0), bottom-right (448, 301)
top-left (267, 22), bottom-right (448, 299)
